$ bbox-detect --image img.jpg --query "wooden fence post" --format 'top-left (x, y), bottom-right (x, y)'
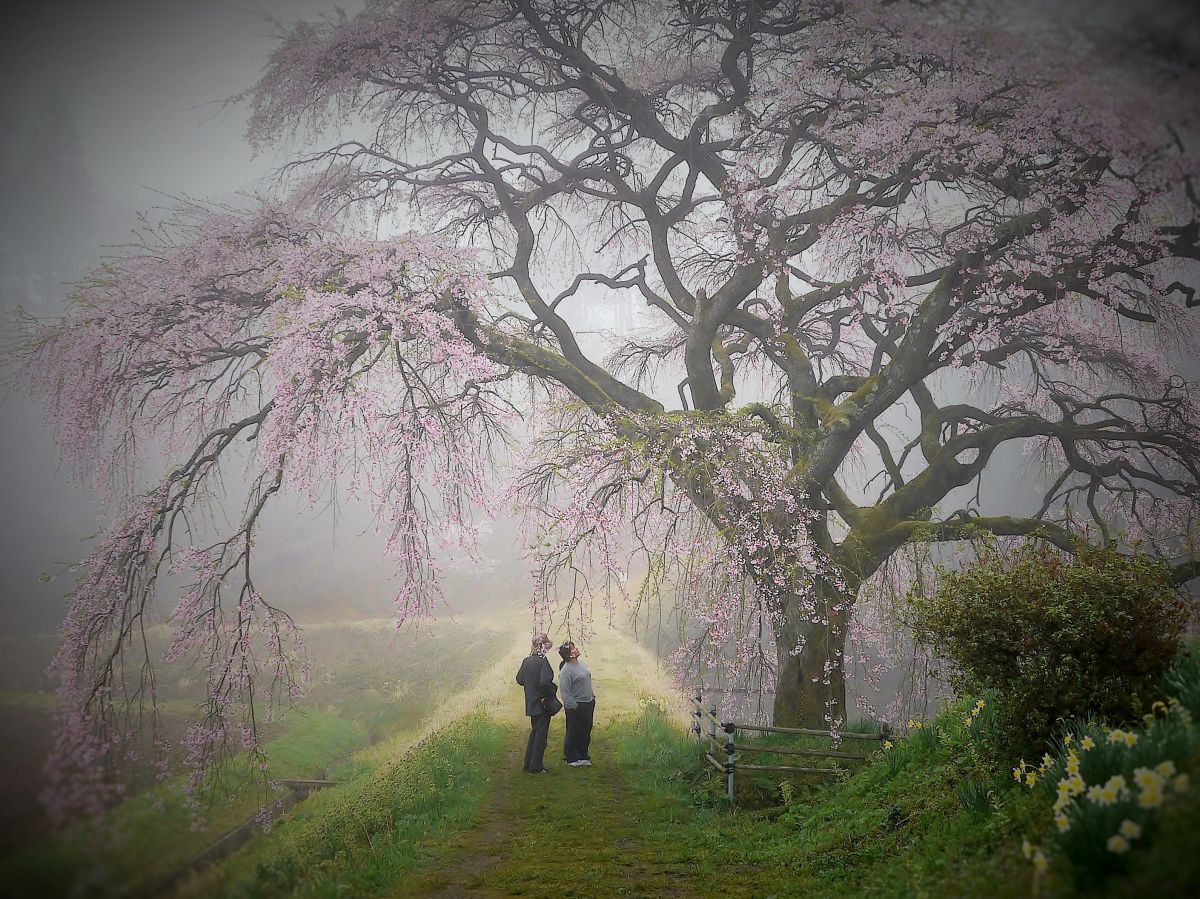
top-left (724, 721), bottom-right (736, 804)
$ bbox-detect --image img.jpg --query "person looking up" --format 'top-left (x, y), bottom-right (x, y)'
top-left (557, 640), bottom-right (595, 767)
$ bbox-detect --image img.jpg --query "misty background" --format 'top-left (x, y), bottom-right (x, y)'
top-left (0, 0), bottom-right (551, 636)
top-left (1, 0), bottom-right (1196, 635)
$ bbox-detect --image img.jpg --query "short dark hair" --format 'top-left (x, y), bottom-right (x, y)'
top-left (558, 641), bottom-right (575, 662)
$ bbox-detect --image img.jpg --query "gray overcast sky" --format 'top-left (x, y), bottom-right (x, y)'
top-left (0, 0), bottom-right (375, 632)
top-left (2, 0), bottom-right (362, 202)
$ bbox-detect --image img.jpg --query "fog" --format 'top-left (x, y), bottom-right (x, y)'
top-left (0, 0), bottom-right (1195, 637)
top-left (0, 0), bottom-right (489, 633)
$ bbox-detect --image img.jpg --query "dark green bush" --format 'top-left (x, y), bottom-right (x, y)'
top-left (907, 541), bottom-right (1188, 752)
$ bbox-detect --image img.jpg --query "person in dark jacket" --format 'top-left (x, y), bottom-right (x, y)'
top-left (515, 632), bottom-right (556, 773)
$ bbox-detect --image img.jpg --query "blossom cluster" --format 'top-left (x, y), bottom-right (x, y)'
top-left (16, 203), bottom-right (511, 821)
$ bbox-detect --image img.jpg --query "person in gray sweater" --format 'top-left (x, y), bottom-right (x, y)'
top-left (557, 641), bottom-right (595, 766)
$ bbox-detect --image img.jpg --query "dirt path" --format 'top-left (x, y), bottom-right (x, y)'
top-left (390, 630), bottom-right (705, 899)
top-left (392, 723), bottom-right (693, 898)
top-left (390, 729), bottom-right (526, 898)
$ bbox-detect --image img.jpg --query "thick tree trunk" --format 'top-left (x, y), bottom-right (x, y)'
top-left (772, 596), bottom-right (848, 728)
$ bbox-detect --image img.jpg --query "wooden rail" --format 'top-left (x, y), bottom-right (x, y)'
top-left (690, 688), bottom-right (890, 805)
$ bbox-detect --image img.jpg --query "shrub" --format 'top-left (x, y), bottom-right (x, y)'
top-left (907, 540), bottom-right (1187, 751)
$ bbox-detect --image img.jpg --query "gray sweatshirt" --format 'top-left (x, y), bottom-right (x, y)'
top-left (558, 660), bottom-right (594, 710)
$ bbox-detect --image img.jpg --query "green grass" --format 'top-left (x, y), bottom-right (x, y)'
top-left (178, 713), bottom-right (506, 898)
top-left (7, 625), bottom-right (1196, 898)
top-left (603, 701), bottom-right (1044, 897)
top-left (0, 708), bottom-right (366, 898)
top-left (0, 616), bottom-right (525, 898)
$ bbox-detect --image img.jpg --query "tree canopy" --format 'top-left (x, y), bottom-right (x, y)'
top-left (13, 0), bottom-right (1200, 820)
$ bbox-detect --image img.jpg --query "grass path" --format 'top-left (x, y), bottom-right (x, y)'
top-left (388, 626), bottom-right (687, 897)
top-left (392, 723), bottom-right (693, 899)
top-left (388, 631), bottom-right (777, 899)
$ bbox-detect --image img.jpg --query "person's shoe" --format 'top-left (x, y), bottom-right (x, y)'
top-left (568, 760), bottom-right (587, 767)
top-left (578, 759), bottom-right (592, 766)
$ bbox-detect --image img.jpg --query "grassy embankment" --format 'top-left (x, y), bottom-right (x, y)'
top-left (170, 628), bottom-right (1199, 899)
top-left (11, 619), bottom-right (1195, 897)
top-left (0, 615), bottom-right (522, 898)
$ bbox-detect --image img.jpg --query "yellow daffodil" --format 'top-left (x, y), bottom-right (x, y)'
top-left (1013, 766), bottom-right (1024, 782)
top-left (1026, 771), bottom-right (1039, 788)
top-left (1134, 767), bottom-right (1164, 791)
top-left (1041, 752), bottom-right (1054, 770)
top-left (1118, 819), bottom-right (1142, 840)
top-left (1032, 849), bottom-right (1048, 874)
top-left (1107, 729), bottom-right (1126, 745)
top-left (1106, 834), bottom-right (1131, 854)
top-left (1155, 760), bottom-right (1177, 778)
top-left (1065, 752), bottom-right (1080, 776)
top-left (908, 718), bottom-right (916, 729)
top-left (963, 715), bottom-right (973, 728)
top-left (1123, 731), bottom-right (1139, 748)
top-left (1137, 787), bottom-right (1164, 810)
top-left (1063, 733), bottom-right (1073, 746)
top-left (1068, 774), bottom-right (1085, 795)
top-left (971, 706), bottom-right (981, 717)
top-left (1081, 735), bottom-right (1096, 751)
top-left (1106, 774), bottom-right (1128, 794)
top-left (1172, 773), bottom-right (1190, 793)
top-left (975, 699), bottom-right (986, 710)
top-left (1022, 839), bottom-right (1034, 861)
top-left (883, 740), bottom-right (894, 750)
top-left (1054, 813), bottom-right (1070, 832)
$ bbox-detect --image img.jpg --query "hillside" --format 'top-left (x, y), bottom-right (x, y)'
top-left (167, 631), bottom-right (1200, 898)
top-left (4, 625), bottom-right (1196, 897)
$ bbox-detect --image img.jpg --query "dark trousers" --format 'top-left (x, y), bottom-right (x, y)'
top-left (524, 713), bottom-right (550, 772)
top-left (563, 699), bottom-right (595, 762)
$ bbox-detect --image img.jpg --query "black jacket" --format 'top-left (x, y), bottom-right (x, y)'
top-left (515, 654), bottom-right (555, 717)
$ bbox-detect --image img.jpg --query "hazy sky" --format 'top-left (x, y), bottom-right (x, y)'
top-left (0, 0), bottom-right (376, 632)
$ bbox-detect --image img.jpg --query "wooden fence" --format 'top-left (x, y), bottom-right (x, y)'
top-left (690, 689), bottom-right (890, 804)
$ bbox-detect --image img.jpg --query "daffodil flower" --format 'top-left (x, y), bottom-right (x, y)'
top-left (1106, 834), bottom-right (1131, 854)
top-left (1134, 767), bottom-right (1163, 791)
top-left (1137, 787), bottom-right (1164, 809)
top-left (1118, 819), bottom-right (1142, 840)
top-left (1032, 849), bottom-right (1048, 874)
